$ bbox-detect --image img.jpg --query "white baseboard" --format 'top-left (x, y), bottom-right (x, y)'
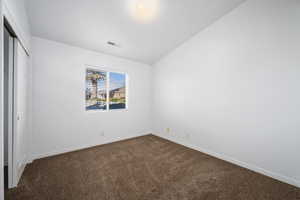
top-left (29, 132), bottom-right (151, 161)
top-left (26, 158), bottom-right (33, 164)
top-left (13, 156), bottom-right (28, 188)
top-left (153, 132), bottom-right (300, 188)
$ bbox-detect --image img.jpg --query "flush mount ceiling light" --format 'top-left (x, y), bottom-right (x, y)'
top-left (129, 0), bottom-right (159, 23)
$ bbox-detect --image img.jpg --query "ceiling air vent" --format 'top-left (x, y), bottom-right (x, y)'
top-left (107, 41), bottom-right (120, 47)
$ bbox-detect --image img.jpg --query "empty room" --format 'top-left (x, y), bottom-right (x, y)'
top-left (0, 0), bottom-right (300, 199)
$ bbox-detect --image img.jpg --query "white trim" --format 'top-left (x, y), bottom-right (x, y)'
top-left (7, 31), bottom-right (14, 188)
top-left (153, 132), bottom-right (300, 188)
top-left (11, 38), bottom-right (19, 188)
top-left (15, 155), bottom-right (27, 187)
top-left (0, 47), bottom-right (3, 200)
top-left (106, 70), bottom-right (110, 111)
top-left (85, 64), bottom-right (130, 74)
top-left (25, 157), bottom-right (33, 164)
top-left (0, 5), bottom-right (3, 198)
top-left (125, 73), bottom-right (129, 110)
top-left (29, 132), bottom-right (151, 161)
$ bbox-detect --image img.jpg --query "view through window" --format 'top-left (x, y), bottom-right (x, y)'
top-left (86, 69), bottom-right (127, 111)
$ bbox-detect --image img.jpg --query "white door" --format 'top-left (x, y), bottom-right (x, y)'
top-left (5, 27), bottom-right (15, 189)
top-left (9, 39), bottom-right (29, 188)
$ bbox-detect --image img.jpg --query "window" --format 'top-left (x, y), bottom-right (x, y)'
top-left (109, 72), bottom-right (126, 110)
top-left (85, 68), bottom-right (127, 111)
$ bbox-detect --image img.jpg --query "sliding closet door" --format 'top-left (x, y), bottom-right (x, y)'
top-left (4, 26), bottom-right (15, 189)
top-left (12, 39), bottom-right (29, 187)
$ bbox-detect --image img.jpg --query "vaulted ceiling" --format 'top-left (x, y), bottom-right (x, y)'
top-left (26, 0), bottom-right (245, 64)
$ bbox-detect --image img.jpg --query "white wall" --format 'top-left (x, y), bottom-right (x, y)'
top-left (31, 37), bottom-right (152, 159)
top-left (153, 0), bottom-right (300, 187)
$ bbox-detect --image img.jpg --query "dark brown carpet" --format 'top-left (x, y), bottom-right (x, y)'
top-left (5, 135), bottom-right (300, 200)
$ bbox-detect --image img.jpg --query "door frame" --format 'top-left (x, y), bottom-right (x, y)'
top-left (4, 21), bottom-right (25, 189)
top-left (6, 27), bottom-right (15, 189)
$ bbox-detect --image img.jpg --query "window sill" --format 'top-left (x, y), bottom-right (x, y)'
top-left (85, 109), bottom-right (129, 113)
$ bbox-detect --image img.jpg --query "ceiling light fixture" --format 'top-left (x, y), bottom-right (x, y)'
top-left (129, 0), bottom-right (159, 23)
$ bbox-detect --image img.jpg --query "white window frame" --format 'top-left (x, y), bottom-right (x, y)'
top-left (85, 65), bottom-right (128, 112)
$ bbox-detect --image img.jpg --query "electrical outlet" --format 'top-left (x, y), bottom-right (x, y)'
top-left (166, 128), bottom-right (170, 133)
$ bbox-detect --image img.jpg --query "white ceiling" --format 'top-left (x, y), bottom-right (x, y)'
top-left (26, 0), bottom-right (245, 64)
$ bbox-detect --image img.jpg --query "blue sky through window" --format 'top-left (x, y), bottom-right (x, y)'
top-left (110, 72), bottom-right (126, 90)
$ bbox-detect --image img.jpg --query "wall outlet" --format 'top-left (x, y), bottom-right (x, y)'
top-left (166, 128), bottom-right (170, 133)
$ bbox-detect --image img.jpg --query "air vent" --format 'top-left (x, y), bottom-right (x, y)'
top-left (107, 41), bottom-right (120, 47)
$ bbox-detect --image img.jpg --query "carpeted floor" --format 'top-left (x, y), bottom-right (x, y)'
top-left (5, 135), bottom-right (300, 200)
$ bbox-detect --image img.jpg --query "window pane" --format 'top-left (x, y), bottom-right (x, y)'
top-left (109, 72), bottom-right (126, 110)
top-left (86, 69), bottom-right (107, 110)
